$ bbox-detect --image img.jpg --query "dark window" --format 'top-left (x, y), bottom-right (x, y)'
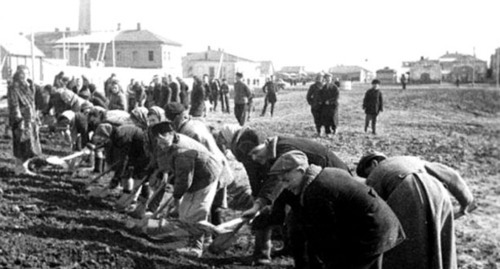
top-left (148, 51), bottom-right (154, 61)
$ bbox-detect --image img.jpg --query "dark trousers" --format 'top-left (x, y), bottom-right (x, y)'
top-left (365, 113), bottom-right (378, 134)
top-left (220, 93), bottom-right (230, 113)
top-left (212, 93), bottom-right (219, 111)
top-left (402, 82), bottom-right (406, 90)
top-left (234, 103), bottom-right (248, 126)
top-left (261, 97), bottom-right (275, 116)
top-left (311, 107), bottom-right (321, 134)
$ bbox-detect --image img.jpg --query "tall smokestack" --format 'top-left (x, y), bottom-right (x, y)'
top-left (79, 0), bottom-right (91, 33)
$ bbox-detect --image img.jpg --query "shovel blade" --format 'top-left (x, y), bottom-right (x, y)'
top-left (208, 231), bottom-right (239, 254)
top-left (87, 187), bottom-right (110, 198)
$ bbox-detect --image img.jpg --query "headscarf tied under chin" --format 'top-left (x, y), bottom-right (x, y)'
top-left (130, 107), bottom-right (149, 129)
top-left (148, 106), bottom-right (166, 122)
top-left (220, 124), bottom-right (242, 145)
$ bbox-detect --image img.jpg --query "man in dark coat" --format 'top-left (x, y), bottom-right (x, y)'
top-left (150, 76), bottom-right (162, 108)
top-left (210, 78), bottom-right (220, 112)
top-left (270, 151), bottom-right (405, 269)
top-left (260, 75), bottom-right (278, 117)
top-left (168, 75), bottom-right (179, 103)
top-left (242, 135), bottom-right (352, 266)
top-left (92, 123), bottom-right (149, 192)
top-left (319, 73), bottom-right (339, 137)
top-left (356, 152), bottom-right (474, 269)
top-left (306, 73), bottom-right (324, 136)
top-left (233, 72), bottom-right (252, 126)
top-left (363, 79), bottom-right (383, 134)
top-left (158, 76), bottom-right (172, 108)
top-left (176, 77), bottom-right (190, 109)
top-left (220, 78), bottom-right (230, 113)
top-left (189, 76), bottom-right (206, 117)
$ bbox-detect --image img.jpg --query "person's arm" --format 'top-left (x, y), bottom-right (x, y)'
top-left (262, 83), bottom-right (267, 94)
top-left (7, 83), bottom-right (22, 127)
top-left (306, 85), bottom-right (314, 105)
top-left (424, 162), bottom-right (474, 216)
top-left (379, 92), bottom-right (383, 112)
top-left (362, 91), bottom-right (368, 110)
top-left (172, 154), bottom-right (195, 200)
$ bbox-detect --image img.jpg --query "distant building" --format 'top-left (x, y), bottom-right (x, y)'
top-left (328, 65), bottom-right (372, 82)
top-left (490, 48), bottom-right (500, 83)
top-left (375, 67), bottom-right (398, 84)
top-left (52, 24), bottom-right (182, 74)
top-left (402, 52), bottom-right (487, 84)
top-left (182, 47), bottom-right (260, 85)
top-left (402, 57), bottom-right (442, 83)
top-left (259, 61), bottom-right (275, 79)
top-left (30, 28), bottom-right (80, 59)
top-left (276, 66), bottom-right (307, 83)
top-left (439, 52), bottom-right (487, 83)
top-left (1, 34), bottom-right (45, 81)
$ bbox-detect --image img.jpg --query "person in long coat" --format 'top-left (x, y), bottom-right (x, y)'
top-left (356, 153), bottom-right (475, 269)
top-left (271, 151), bottom-right (405, 269)
top-left (8, 65), bottom-right (42, 170)
top-left (189, 76), bottom-right (206, 117)
top-left (319, 73), bottom-right (339, 136)
top-left (260, 75), bottom-right (278, 117)
top-left (108, 84), bottom-right (128, 111)
top-left (176, 77), bottom-right (190, 109)
top-left (306, 74), bottom-right (324, 136)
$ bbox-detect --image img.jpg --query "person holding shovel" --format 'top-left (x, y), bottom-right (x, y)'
top-left (270, 150), bottom-right (405, 269)
top-left (150, 121), bottom-right (223, 258)
top-left (92, 123), bottom-right (150, 198)
top-left (356, 152), bottom-right (475, 269)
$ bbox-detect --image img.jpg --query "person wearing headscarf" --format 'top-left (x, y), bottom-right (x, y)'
top-left (7, 65), bottom-right (42, 172)
top-left (356, 152), bottom-right (475, 269)
top-left (130, 107), bottom-right (149, 130)
top-left (189, 76), bottom-right (206, 117)
top-left (108, 83), bottom-right (128, 111)
top-left (92, 123), bottom-right (149, 193)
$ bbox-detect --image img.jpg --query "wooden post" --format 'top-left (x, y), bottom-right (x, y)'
top-left (111, 34), bottom-right (116, 68)
top-left (30, 31), bottom-right (36, 82)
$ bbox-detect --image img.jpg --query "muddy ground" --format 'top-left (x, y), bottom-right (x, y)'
top-left (0, 83), bottom-right (499, 268)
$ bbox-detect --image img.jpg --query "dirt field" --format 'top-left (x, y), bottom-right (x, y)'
top-left (0, 83), bottom-right (498, 268)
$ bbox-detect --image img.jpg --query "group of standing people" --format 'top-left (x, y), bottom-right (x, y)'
top-left (306, 73), bottom-right (340, 137)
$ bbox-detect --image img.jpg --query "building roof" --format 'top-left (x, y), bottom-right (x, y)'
top-left (376, 67), bottom-right (397, 73)
top-left (328, 65), bottom-right (368, 74)
top-left (279, 66), bottom-right (306, 74)
top-left (0, 34), bottom-right (45, 57)
top-left (259, 61), bottom-right (275, 74)
top-left (54, 29), bottom-right (182, 46)
top-left (184, 49), bottom-right (255, 63)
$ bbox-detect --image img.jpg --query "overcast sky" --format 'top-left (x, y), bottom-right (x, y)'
top-left (1, 0), bottom-right (499, 72)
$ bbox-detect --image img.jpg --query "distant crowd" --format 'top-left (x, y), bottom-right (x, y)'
top-left (5, 64), bottom-right (475, 269)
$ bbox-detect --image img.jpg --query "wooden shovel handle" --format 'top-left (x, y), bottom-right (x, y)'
top-left (84, 161), bottom-right (119, 188)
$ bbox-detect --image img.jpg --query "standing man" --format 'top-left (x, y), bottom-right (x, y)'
top-left (176, 76), bottom-right (190, 109)
top-left (356, 152), bottom-right (474, 269)
top-left (189, 76), bottom-right (206, 118)
top-left (260, 75), bottom-right (278, 117)
top-left (306, 73), bottom-right (324, 136)
top-left (219, 78), bottom-right (230, 113)
top-left (400, 74), bottom-right (407, 90)
top-left (363, 79), bottom-right (383, 135)
top-left (168, 75), bottom-right (179, 103)
top-left (270, 151), bottom-right (405, 269)
top-left (210, 78), bottom-right (220, 112)
top-left (202, 74), bottom-right (212, 113)
top-left (127, 78), bottom-right (136, 112)
top-left (319, 73), bottom-right (340, 137)
top-left (233, 72), bottom-right (252, 126)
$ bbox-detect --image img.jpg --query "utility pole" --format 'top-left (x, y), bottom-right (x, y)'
top-left (30, 31), bottom-right (36, 82)
top-left (496, 48), bottom-right (499, 89)
top-left (472, 47), bottom-right (475, 87)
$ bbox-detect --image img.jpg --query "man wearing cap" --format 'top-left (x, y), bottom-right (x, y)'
top-left (220, 78), bottom-right (230, 113)
top-left (356, 153), bottom-right (474, 269)
top-left (164, 102), bottom-right (234, 225)
top-left (272, 150), bottom-right (405, 268)
top-left (306, 73), bottom-right (324, 136)
top-left (92, 123), bottom-right (150, 193)
top-left (150, 121), bottom-right (223, 258)
top-left (363, 79), bottom-right (383, 134)
top-left (319, 73), bottom-right (340, 137)
top-left (260, 75), bottom-right (278, 117)
top-left (233, 72), bottom-right (252, 126)
top-left (242, 135), bottom-right (351, 266)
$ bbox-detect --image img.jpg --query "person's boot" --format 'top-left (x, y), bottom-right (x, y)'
top-left (177, 235), bottom-right (204, 258)
top-left (253, 228), bottom-right (272, 265)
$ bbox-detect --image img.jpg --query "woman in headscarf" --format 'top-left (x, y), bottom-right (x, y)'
top-left (147, 106), bottom-right (166, 126)
top-left (130, 107), bottom-right (149, 130)
top-left (7, 65), bottom-right (42, 173)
